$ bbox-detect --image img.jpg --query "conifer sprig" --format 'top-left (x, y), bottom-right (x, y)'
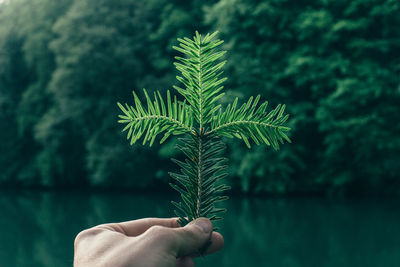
top-left (117, 89), bottom-right (193, 146)
top-left (209, 96), bottom-right (291, 149)
top-left (169, 134), bottom-right (229, 227)
top-left (173, 31), bottom-right (227, 131)
top-left (117, 31), bottom-right (291, 227)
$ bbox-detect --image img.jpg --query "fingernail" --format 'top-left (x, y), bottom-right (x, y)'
top-left (193, 219), bottom-right (212, 234)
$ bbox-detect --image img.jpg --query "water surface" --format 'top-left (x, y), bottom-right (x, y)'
top-left (0, 191), bottom-right (399, 267)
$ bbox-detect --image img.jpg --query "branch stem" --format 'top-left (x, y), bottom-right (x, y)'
top-left (207, 120), bottom-right (286, 134)
top-left (196, 134), bottom-right (203, 218)
top-left (129, 114), bottom-right (192, 133)
top-left (197, 38), bottom-right (203, 131)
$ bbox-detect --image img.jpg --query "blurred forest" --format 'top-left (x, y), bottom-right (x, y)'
top-left (0, 0), bottom-right (399, 195)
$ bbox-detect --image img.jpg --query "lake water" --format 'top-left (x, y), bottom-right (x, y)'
top-left (0, 191), bottom-right (399, 267)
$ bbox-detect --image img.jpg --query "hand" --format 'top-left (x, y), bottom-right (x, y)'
top-left (74, 217), bottom-right (224, 267)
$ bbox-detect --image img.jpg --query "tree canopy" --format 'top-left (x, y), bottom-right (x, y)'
top-left (0, 0), bottom-right (399, 195)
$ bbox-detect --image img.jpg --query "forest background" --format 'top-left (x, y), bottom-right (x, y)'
top-left (1, 0), bottom-right (399, 196)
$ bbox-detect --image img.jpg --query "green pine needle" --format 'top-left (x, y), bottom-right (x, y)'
top-left (117, 31), bottom-right (291, 227)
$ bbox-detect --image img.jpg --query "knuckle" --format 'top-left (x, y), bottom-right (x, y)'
top-left (74, 227), bottom-right (102, 248)
top-left (74, 229), bottom-right (89, 247)
top-left (146, 225), bottom-right (167, 238)
top-left (145, 225), bottom-right (176, 246)
top-left (183, 227), bottom-right (202, 242)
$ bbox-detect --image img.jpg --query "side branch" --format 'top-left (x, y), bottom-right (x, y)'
top-left (208, 120), bottom-right (289, 134)
top-left (129, 114), bottom-right (193, 133)
top-left (117, 89), bottom-right (193, 146)
top-left (209, 96), bottom-right (291, 149)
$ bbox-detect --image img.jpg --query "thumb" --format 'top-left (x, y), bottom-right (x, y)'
top-left (171, 218), bottom-right (212, 257)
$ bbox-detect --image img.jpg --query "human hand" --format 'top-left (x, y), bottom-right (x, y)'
top-left (74, 217), bottom-right (224, 267)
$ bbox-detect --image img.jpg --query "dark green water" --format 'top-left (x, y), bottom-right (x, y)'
top-left (1, 191), bottom-right (399, 267)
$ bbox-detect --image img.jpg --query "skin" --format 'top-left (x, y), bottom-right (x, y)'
top-left (74, 217), bottom-right (224, 267)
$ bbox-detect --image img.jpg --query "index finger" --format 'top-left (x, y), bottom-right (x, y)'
top-left (96, 218), bottom-right (181, 237)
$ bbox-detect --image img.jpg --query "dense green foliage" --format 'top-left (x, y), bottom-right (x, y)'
top-left (0, 0), bottom-right (399, 195)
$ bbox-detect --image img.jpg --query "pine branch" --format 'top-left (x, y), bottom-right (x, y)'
top-left (173, 31), bottom-right (227, 130)
top-left (117, 31), bottom-right (291, 229)
top-left (169, 134), bottom-right (229, 227)
top-left (208, 96), bottom-right (291, 149)
top-left (117, 89), bottom-right (193, 146)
